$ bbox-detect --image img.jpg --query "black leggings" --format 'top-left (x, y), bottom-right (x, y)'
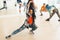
top-left (29, 23), bottom-right (37, 32)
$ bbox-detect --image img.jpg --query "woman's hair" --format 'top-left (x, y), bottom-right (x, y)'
top-left (27, 0), bottom-right (34, 4)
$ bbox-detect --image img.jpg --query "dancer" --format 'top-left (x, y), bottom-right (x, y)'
top-left (46, 4), bottom-right (60, 21)
top-left (40, 3), bottom-right (47, 16)
top-left (26, 9), bottom-right (37, 33)
top-left (27, 0), bottom-right (37, 33)
top-left (23, 2), bottom-right (27, 12)
top-left (15, 0), bottom-right (22, 13)
top-left (0, 0), bottom-right (7, 10)
top-left (5, 9), bottom-right (37, 39)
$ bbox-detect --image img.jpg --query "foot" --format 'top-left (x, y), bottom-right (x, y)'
top-left (5, 35), bottom-right (11, 39)
top-left (15, 4), bottom-right (16, 7)
top-left (40, 14), bottom-right (43, 16)
top-left (30, 31), bottom-right (34, 34)
top-left (5, 7), bottom-right (7, 10)
top-left (58, 19), bottom-right (60, 21)
top-left (46, 19), bottom-right (50, 21)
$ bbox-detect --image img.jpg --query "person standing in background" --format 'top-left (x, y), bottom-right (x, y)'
top-left (15, 0), bottom-right (22, 13)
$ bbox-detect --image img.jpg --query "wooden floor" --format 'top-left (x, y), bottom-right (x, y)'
top-left (0, 7), bottom-right (60, 40)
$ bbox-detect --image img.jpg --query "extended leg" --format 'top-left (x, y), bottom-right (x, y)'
top-left (5, 20), bottom-right (29, 39)
top-left (5, 24), bottom-right (26, 39)
top-left (40, 10), bottom-right (43, 16)
top-left (46, 10), bottom-right (55, 21)
top-left (56, 9), bottom-right (60, 21)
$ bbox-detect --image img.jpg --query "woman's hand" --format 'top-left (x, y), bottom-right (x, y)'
top-left (29, 1), bottom-right (33, 3)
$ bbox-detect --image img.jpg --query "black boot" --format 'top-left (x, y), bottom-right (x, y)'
top-left (46, 19), bottom-right (50, 21)
top-left (5, 35), bottom-right (11, 39)
top-left (40, 14), bottom-right (43, 16)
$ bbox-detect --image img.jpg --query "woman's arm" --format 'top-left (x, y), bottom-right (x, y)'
top-left (27, 1), bottom-right (33, 9)
top-left (33, 3), bottom-right (37, 9)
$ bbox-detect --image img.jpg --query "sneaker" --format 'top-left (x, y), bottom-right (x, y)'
top-left (46, 19), bottom-right (50, 21)
top-left (5, 35), bottom-right (11, 39)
